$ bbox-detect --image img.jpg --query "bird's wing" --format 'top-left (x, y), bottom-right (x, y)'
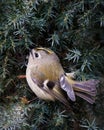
top-left (43, 79), bottom-right (71, 108)
top-left (31, 71), bottom-right (70, 108)
top-left (60, 75), bottom-right (76, 102)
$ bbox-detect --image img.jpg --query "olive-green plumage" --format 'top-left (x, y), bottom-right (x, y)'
top-left (26, 47), bottom-right (99, 106)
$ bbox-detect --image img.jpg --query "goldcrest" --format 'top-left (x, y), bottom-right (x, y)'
top-left (26, 47), bottom-right (99, 106)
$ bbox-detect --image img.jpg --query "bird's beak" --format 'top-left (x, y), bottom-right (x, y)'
top-left (30, 50), bottom-right (34, 59)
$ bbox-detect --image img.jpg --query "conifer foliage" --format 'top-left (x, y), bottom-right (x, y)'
top-left (0, 0), bottom-right (104, 129)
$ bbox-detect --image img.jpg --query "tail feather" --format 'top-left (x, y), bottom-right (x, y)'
top-left (73, 80), bottom-right (99, 95)
top-left (64, 75), bottom-right (99, 103)
top-left (59, 75), bottom-right (99, 104)
top-left (74, 80), bottom-right (98, 90)
top-left (75, 91), bottom-right (95, 104)
top-left (73, 79), bottom-right (99, 103)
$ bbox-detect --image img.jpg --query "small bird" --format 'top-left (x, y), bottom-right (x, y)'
top-left (26, 47), bottom-right (99, 107)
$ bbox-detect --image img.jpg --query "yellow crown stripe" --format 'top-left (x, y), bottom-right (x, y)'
top-left (35, 47), bottom-right (53, 54)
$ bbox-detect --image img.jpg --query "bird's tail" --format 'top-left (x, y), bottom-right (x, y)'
top-left (72, 79), bottom-right (99, 104)
top-left (60, 75), bottom-right (99, 104)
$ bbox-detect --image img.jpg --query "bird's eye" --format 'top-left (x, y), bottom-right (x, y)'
top-left (34, 53), bottom-right (39, 58)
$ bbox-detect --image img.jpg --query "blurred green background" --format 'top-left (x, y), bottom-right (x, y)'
top-left (0, 0), bottom-right (104, 130)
